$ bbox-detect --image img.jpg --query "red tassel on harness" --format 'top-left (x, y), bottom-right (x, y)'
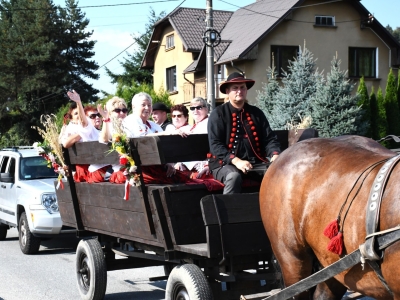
top-left (327, 232), bottom-right (344, 255)
top-left (323, 219), bottom-right (339, 239)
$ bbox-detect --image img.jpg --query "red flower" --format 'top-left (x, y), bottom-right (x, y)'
top-left (120, 156), bottom-right (129, 165)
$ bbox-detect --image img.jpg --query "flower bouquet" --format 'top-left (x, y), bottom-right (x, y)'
top-left (32, 114), bottom-right (68, 189)
top-left (110, 132), bottom-right (141, 200)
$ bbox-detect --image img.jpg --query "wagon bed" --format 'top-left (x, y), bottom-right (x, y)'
top-left (56, 129), bottom-right (318, 300)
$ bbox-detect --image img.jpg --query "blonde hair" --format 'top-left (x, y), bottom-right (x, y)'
top-left (106, 96), bottom-right (127, 115)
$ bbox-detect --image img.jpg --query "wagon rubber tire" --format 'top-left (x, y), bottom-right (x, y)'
top-left (76, 238), bottom-right (107, 300)
top-left (165, 264), bottom-right (213, 300)
top-left (0, 226), bottom-right (7, 240)
top-left (19, 212), bottom-right (41, 254)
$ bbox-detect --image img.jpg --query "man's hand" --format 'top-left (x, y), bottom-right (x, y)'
top-left (232, 157), bottom-right (252, 173)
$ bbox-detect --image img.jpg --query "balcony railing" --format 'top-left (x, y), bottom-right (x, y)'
top-left (183, 77), bottom-right (226, 102)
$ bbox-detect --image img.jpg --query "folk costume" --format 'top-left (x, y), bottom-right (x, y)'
top-left (208, 72), bottom-right (281, 194)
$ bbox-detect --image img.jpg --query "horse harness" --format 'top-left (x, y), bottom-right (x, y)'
top-left (261, 154), bottom-right (400, 300)
top-left (358, 154), bottom-right (400, 295)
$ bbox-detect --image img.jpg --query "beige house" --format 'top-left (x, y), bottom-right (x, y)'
top-left (142, 0), bottom-right (400, 106)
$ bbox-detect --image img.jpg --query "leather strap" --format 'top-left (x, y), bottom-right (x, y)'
top-left (364, 154), bottom-right (400, 260)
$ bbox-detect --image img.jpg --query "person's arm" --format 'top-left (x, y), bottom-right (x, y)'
top-left (62, 134), bottom-right (82, 148)
top-left (98, 104), bottom-right (111, 143)
top-left (67, 90), bottom-right (87, 127)
top-left (208, 110), bottom-right (235, 166)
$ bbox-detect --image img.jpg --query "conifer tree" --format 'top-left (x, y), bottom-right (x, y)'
top-left (369, 87), bottom-right (379, 140)
top-left (376, 87), bottom-right (388, 139)
top-left (357, 76), bottom-right (371, 136)
top-left (268, 46), bottom-right (322, 129)
top-left (397, 74), bottom-right (400, 112)
top-left (384, 69), bottom-right (400, 140)
top-left (256, 66), bottom-right (281, 129)
top-left (309, 56), bottom-right (365, 137)
top-left (0, 0), bottom-right (99, 147)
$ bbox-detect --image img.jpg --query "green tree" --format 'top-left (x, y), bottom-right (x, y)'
top-left (0, 0), bottom-right (98, 147)
top-left (309, 56), bottom-right (365, 137)
top-left (256, 66), bottom-right (280, 128)
top-left (115, 83), bottom-right (172, 113)
top-left (369, 87), bottom-right (379, 140)
top-left (384, 69), bottom-right (400, 142)
top-left (397, 73), bottom-right (400, 112)
top-left (376, 87), bottom-right (388, 140)
top-left (386, 25), bottom-right (400, 43)
top-left (105, 8), bottom-right (166, 87)
top-left (357, 76), bottom-right (370, 136)
top-left (266, 46), bottom-right (322, 129)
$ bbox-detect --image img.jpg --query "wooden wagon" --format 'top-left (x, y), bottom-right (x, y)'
top-left (56, 129), bottom-right (318, 300)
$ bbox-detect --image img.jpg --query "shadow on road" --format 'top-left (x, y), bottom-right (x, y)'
top-left (105, 289), bottom-right (166, 300)
top-left (37, 233), bottom-right (80, 255)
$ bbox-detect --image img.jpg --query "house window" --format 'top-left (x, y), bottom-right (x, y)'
top-left (166, 66), bottom-right (177, 92)
top-left (315, 16), bottom-right (335, 26)
top-left (166, 34), bottom-right (174, 49)
top-left (349, 47), bottom-right (376, 78)
top-left (271, 45), bottom-right (299, 77)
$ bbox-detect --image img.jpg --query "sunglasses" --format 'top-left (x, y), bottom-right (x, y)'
top-left (190, 105), bottom-right (205, 111)
top-left (88, 113), bottom-right (101, 119)
top-left (172, 114), bottom-right (183, 118)
top-left (113, 108), bottom-right (128, 113)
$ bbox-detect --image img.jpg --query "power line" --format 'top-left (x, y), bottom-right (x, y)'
top-left (0, 0), bottom-right (179, 11)
top-left (30, 0), bottom-right (186, 104)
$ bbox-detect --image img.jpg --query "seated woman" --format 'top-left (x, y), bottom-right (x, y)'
top-left (84, 105), bottom-right (102, 131)
top-left (165, 104), bottom-right (189, 134)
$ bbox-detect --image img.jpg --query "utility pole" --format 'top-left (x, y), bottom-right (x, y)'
top-left (205, 0), bottom-right (215, 110)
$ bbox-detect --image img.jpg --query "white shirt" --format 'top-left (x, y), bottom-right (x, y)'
top-left (180, 117), bottom-right (208, 134)
top-left (180, 117), bottom-right (209, 170)
top-left (123, 114), bottom-right (163, 137)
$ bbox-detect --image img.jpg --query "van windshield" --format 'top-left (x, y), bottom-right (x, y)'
top-left (19, 157), bottom-right (58, 180)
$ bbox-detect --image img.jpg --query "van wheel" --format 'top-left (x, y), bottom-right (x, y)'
top-left (166, 264), bottom-right (213, 300)
top-left (19, 212), bottom-right (41, 254)
top-left (76, 238), bottom-right (107, 300)
top-left (0, 225), bottom-right (7, 240)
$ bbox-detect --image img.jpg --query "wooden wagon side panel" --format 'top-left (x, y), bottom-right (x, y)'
top-left (154, 185), bottom-right (213, 246)
top-left (55, 181), bottom-right (76, 227)
top-left (73, 182), bottom-right (160, 243)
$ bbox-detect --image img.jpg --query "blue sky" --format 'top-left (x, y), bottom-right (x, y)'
top-left (52, 0), bottom-right (399, 97)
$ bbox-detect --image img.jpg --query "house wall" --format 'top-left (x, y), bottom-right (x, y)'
top-left (153, 24), bottom-right (195, 105)
top-left (225, 0), bottom-right (398, 105)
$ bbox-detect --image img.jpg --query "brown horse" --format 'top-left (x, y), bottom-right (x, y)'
top-left (260, 135), bottom-right (400, 299)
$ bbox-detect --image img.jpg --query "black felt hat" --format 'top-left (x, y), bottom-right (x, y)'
top-left (152, 103), bottom-right (170, 113)
top-left (219, 72), bottom-right (255, 94)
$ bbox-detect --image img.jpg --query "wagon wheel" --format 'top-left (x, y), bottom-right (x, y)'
top-left (165, 264), bottom-right (213, 300)
top-left (76, 238), bottom-right (107, 300)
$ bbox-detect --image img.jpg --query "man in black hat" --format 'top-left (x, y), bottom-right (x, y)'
top-left (207, 72), bottom-right (281, 194)
top-left (151, 103), bottom-right (173, 131)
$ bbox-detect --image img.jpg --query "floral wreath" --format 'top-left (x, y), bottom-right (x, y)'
top-left (111, 132), bottom-right (141, 200)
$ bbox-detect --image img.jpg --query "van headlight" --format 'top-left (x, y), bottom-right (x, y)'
top-left (41, 193), bottom-right (59, 214)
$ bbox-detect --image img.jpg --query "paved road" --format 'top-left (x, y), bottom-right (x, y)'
top-left (0, 228), bottom-right (166, 300)
top-left (0, 228), bottom-right (375, 300)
